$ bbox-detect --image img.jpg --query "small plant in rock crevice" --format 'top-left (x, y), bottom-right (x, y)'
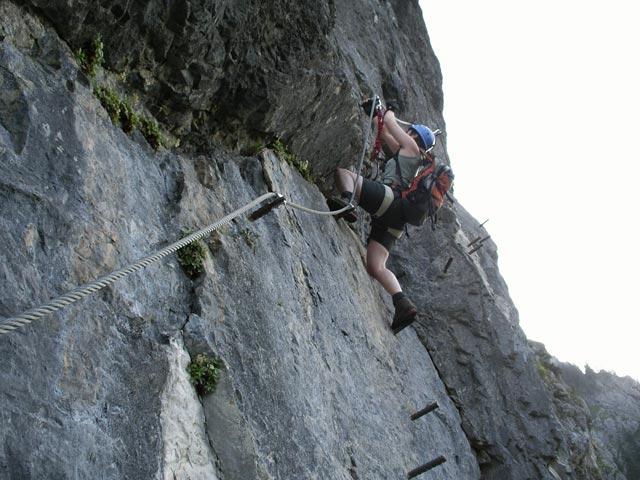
top-left (138, 114), bottom-right (166, 150)
top-left (75, 34), bottom-right (104, 79)
top-left (176, 229), bottom-right (207, 277)
top-left (119, 100), bottom-right (139, 136)
top-left (273, 138), bottom-right (295, 164)
top-left (74, 34), bottom-right (168, 150)
top-left (94, 85), bottom-right (122, 123)
top-left (240, 227), bottom-right (259, 250)
top-left (273, 138), bottom-right (313, 182)
top-left (187, 353), bottom-right (224, 396)
top-left (536, 359), bottom-right (553, 382)
top-left (241, 141), bottom-right (266, 156)
top-left (94, 84), bottom-right (166, 148)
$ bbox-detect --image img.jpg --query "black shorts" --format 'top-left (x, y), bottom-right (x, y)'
top-left (359, 178), bottom-right (405, 252)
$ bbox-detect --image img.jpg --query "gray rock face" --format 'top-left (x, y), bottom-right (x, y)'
top-left (531, 341), bottom-right (640, 480)
top-left (0, 7), bottom-right (187, 479)
top-left (0, 3), bottom-right (476, 478)
top-left (572, 369), bottom-right (640, 480)
top-left (388, 205), bottom-right (563, 480)
top-left (1, 1), bottom-right (638, 480)
top-left (14, 0), bottom-right (445, 188)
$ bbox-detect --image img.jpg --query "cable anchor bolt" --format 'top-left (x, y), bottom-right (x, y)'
top-left (248, 194), bottom-right (286, 221)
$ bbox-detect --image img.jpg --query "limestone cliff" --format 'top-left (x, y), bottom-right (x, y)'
top-left (1, 1), bottom-right (638, 479)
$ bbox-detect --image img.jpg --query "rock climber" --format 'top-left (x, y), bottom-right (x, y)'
top-left (327, 99), bottom-right (436, 334)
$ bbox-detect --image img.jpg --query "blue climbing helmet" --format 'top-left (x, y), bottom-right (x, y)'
top-left (410, 124), bottom-right (435, 151)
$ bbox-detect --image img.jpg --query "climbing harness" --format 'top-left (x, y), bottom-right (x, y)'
top-left (0, 96), bottom-right (384, 336)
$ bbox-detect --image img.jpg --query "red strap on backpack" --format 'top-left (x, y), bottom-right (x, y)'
top-left (398, 152), bottom-right (435, 199)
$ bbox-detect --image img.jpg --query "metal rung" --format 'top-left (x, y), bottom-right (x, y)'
top-left (410, 401), bottom-right (439, 421)
top-left (468, 235), bottom-right (491, 255)
top-left (407, 456), bottom-right (447, 478)
top-left (442, 257), bottom-right (453, 274)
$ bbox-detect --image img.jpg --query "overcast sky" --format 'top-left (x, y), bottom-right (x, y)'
top-left (419, 0), bottom-right (640, 381)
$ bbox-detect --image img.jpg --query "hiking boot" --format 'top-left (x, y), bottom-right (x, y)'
top-left (391, 296), bottom-right (417, 334)
top-left (327, 196), bottom-right (358, 223)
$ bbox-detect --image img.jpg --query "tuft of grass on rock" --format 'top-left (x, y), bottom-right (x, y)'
top-left (240, 227), bottom-right (259, 250)
top-left (138, 114), bottom-right (166, 150)
top-left (273, 138), bottom-right (313, 182)
top-left (93, 85), bottom-right (166, 149)
top-left (76, 34), bottom-right (104, 79)
top-left (187, 353), bottom-right (223, 396)
top-left (176, 229), bottom-right (207, 277)
top-left (119, 100), bottom-right (139, 136)
top-left (94, 85), bottom-right (122, 124)
top-left (76, 34), bottom-right (167, 150)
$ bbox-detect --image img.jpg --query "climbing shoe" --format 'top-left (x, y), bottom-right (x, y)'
top-left (327, 196), bottom-right (358, 223)
top-left (391, 296), bottom-right (418, 335)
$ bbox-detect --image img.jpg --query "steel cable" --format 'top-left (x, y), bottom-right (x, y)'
top-left (0, 95), bottom-right (386, 336)
top-left (0, 192), bottom-right (278, 335)
top-left (285, 95), bottom-right (380, 215)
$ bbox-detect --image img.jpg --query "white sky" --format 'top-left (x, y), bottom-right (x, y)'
top-left (420, 0), bottom-right (640, 381)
